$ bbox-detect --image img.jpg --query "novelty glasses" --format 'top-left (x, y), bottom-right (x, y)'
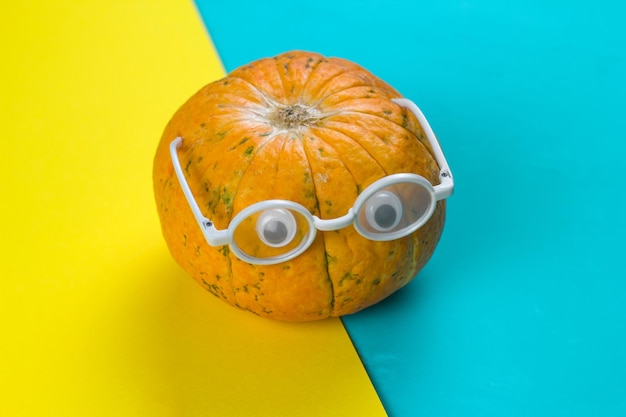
top-left (170, 98), bottom-right (454, 265)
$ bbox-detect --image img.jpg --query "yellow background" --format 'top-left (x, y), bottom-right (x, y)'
top-left (0, 2), bottom-right (386, 416)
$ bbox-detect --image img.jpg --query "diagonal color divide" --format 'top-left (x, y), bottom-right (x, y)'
top-left (0, 1), bottom-right (386, 416)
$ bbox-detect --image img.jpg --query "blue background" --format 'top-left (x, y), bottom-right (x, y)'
top-left (196, 1), bottom-right (626, 415)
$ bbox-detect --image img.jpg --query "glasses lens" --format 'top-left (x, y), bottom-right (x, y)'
top-left (356, 180), bottom-right (435, 240)
top-left (232, 206), bottom-right (313, 261)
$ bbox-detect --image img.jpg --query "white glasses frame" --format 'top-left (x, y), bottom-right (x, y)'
top-left (170, 98), bottom-right (454, 265)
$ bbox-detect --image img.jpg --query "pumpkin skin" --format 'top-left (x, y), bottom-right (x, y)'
top-left (153, 51), bottom-right (446, 322)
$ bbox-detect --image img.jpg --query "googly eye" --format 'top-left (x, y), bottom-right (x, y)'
top-left (364, 191), bottom-right (403, 232)
top-left (354, 175), bottom-right (438, 241)
top-left (256, 208), bottom-right (297, 248)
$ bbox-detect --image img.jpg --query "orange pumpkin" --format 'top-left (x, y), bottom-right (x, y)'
top-left (153, 51), bottom-right (448, 321)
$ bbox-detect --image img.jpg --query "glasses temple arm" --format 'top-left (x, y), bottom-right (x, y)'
top-left (391, 98), bottom-right (454, 200)
top-left (169, 137), bottom-right (231, 246)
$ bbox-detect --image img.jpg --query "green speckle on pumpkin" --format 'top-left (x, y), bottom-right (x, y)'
top-left (339, 272), bottom-right (358, 287)
top-left (204, 280), bottom-right (226, 300)
top-left (326, 252), bottom-right (338, 264)
top-left (401, 113), bottom-right (409, 128)
top-left (208, 185), bottom-right (221, 210)
top-left (218, 245), bottom-right (230, 257)
top-left (221, 188), bottom-right (234, 206)
top-left (230, 137), bottom-right (250, 150)
top-left (243, 145), bottom-right (254, 156)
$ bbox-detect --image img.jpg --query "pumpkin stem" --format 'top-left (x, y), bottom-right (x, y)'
top-left (267, 103), bottom-right (321, 131)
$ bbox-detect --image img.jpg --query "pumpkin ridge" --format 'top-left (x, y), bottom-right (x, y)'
top-left (273, 55), bottom-right (294, 104)
top-left (323, 248), bottom-right (336, 315)
top-left (357, 112), bottom-right (405, 145)
top-left (317, 120), bottom-right (391, 177)
top-left (341, 107), bottom-right (439, 166)
top-left (308, 135), bottom-right (360, 216)
top-left (316, 91), bottom-right (387, 110)
top-left (227, 75), bottom-right (284, 110)
top-left (216, 129), bottom-right (287, 215)
top-left (302, 125), bottom-right (420, 315)
top-left (202, 91), bottom-right (265, 109)
top-left (188, 134), bottom-right (239, 189)
top-left (326, 112), bottom-right (438, 176)
top-left (333, 108), bottom-right (404, 130)
top-left (190, 113), bottom-right (273, 162)
top-left (184, 121), bottom-right (283, 235)
top-left (295, 132), bottom-right (336, 310)
top-left (301, 131), bottom-right (369, 314)
top-left (297, 56), bottom-right (330, 103)
top-left (309, 126), bottom-right (383, 195)
top-left (343, 110), bottom-right (435, 272)
top-left (179, 141), bottom-right (235, 227)
top-left (160, 142), bottom-right (238, 306)
top-left (307, 67), bottom-right (359, 104)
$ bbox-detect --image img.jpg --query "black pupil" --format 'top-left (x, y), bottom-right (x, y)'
top-left (263, 220), bottom-right (289, 244)
top-left (374, 204), bottom-right (397, 229)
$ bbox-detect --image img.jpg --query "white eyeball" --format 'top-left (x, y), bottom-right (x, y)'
top-left (256, 208), bottom-right (297, 248)
top-left (364, 191), bottom-right (403, 232)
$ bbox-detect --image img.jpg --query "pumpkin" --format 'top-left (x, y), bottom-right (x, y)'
top-left (153, 50), bottom-right (447, 322)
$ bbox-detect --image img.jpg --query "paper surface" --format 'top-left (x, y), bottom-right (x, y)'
top-left (0, 2), bottom-right (386, 416)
